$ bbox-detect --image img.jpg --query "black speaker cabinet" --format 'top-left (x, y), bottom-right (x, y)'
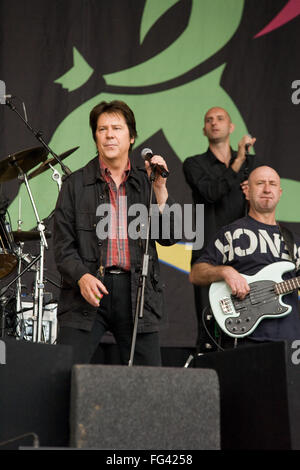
top-left (70, 365), bottom-right (220, 450)
top-left (0, 338), bottom-right (73, 449)
top-left (195, 340), bottom-right (300, 450)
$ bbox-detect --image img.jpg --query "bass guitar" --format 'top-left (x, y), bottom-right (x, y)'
top-left (209, 261), bottom-right (299, 338)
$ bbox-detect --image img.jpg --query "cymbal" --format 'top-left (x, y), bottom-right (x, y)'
top-left (0, 253), bottom-right (17, 279)
top-left (0, 147), bottom-right (49, 182)
top-left (27, 147), bottom-right (79, 180)
top-left (12, 230), bottom-right (52, 242)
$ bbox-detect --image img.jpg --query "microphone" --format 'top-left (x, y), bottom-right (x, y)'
top-left (245, 134), bottom-right (253, 154)
top-left (0, 94), bottom-right (14, 104)
top-left (141, 148), bottom-right (169, 178)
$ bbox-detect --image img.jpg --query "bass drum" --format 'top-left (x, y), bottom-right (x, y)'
top-left (0, 215), bottom-right (17, 279)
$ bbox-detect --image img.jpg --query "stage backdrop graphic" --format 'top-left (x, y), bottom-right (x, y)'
top-left (0, 0), bottom-right (299, 348)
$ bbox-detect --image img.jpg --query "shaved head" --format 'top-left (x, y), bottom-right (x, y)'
top-left (204, 107), bottom-right (232, 124)
top-left (248, 166), bottom-right (281, 186)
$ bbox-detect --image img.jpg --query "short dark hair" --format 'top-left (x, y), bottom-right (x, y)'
top-left (89, 100), bottom-right (137, 150)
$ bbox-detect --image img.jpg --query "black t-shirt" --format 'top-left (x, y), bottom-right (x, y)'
top-left (196, 215), bottom-right (300, 341)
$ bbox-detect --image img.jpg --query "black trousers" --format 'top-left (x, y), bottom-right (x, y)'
top-left (57, 272), bottom-right (162, 366)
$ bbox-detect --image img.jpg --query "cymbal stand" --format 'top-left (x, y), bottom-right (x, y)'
top-left (15, 242), bottom-right (27, 339)
top-left (48, 163), bottom-right (62, 192)
top-left (15, 242), bottom-right (23, 321)
top-left (23, 173), bottom-right (47, 343)
top-left (15, 201), bottom-right (32, 338)
top-left (12, 161), bottom-right (48, 343)
top-left (32, 252), bottom-right (44, 343)
top-left (14, 238), bottom-right (37, 339)
top-left (16, 199), bottom-right (23, 317)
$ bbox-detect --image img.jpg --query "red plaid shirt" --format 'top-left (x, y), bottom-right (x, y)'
top-left (99, 159), bottom-right (131, 271)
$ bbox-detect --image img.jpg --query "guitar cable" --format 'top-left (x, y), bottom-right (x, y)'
top-left (201, 305), bottom-right (225, 352)
top-left (183, 305), bottom-right (225, 367)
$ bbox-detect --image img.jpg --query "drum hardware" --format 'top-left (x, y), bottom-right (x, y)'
top-left (0, 252), bottom-right (41, 338)
top-left (9, 163), bottom-right (48, 343)
top-left (12, 229), bottom-right (52, 243)
top-left (14, 242), bottom-right (59, 343)
top-left (0, 218), bottom-right (58, 342)
top-left (4, 97), bottom-right (77, 208)
top-left (3, 296), bottom-right (18, 337)
top-left (15, 242), bottom-right (28, 324)
top-left (0, 157), bottom-right (48, 342)
top-left (0, 293), bottom-right (19, 339)
top-left (17, 299), bottom-right (57, 344)
top-left (0, 146), bottom-right (49, 183)
top-left (5, 98), bottom-right (73, 179)
top-left (27, 146), bottom-right (79, 192)
top-left (17, 196), bottom-right (22, 233)
top-left (0, 172), bottom-right (59, 341)
top-left (2, 97), bottom-right (77, 342)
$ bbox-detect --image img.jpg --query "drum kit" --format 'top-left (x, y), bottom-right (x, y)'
top-left (0, 144), bottom-right (78, 343)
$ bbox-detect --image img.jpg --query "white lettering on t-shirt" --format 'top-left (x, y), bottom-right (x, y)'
top-left (233, 228), bottom-right (258, 256)
top-left (258, 230), bottom-right (281, 257)
top-left (215, 231), bottom-right (234, 263)
top-left (215, 228), bottom-right (295, 262)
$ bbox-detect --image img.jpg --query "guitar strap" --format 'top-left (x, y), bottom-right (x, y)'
top-left (278, 223), bottom-right (296, 265)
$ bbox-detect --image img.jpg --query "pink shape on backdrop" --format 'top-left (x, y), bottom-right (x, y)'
top-left (255, 0), bottom-right (300, 38)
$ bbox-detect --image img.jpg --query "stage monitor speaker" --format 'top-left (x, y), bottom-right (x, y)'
top-left (70, 365), bottom-right (220, 450)
top-left (0, 338), bottom-right (73, 449)
top-left (195, 340), bottom-right (300, 450)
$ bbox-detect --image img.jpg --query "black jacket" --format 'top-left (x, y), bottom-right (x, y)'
top-left (53, 156), bottom-right (178, 332)
top-left (183, 148), bottom-right (259, 264)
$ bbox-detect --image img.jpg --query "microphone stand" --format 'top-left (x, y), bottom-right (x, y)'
top-left (5, 99), bottom-right (72, 178)
top-left (128, 169), bottom-right (156, 367)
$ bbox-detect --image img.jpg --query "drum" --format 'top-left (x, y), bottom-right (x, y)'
top-left (0, 215), bottom-right (17, 279)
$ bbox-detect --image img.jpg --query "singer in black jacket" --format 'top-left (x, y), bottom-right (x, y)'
top-left (54, 100), bottom-right (179, 365)
top-left (183, 106), bottom-right (260, 351)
